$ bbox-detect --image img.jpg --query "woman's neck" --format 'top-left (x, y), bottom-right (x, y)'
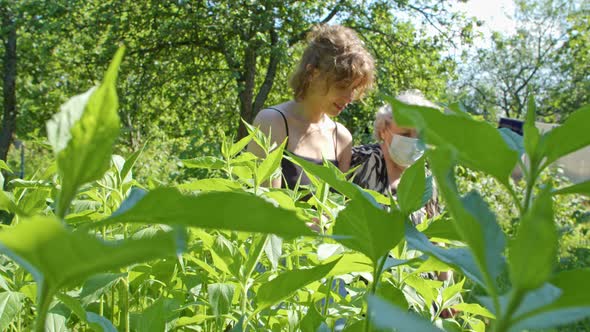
top-left (293, 99), bottom-right (325, 124)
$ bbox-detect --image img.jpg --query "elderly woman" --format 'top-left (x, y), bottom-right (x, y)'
top-left (350, 89), bottom-right (439, 224)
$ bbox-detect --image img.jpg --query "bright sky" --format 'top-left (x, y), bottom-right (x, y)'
top-left (456, 0), bottom-right (518, 45)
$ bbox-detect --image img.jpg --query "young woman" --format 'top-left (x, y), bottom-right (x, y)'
top-left (248, 24), bottom-right (375, 189)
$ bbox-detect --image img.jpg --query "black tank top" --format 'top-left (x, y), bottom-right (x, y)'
top-left (269, 108), bottom-right (339, 190)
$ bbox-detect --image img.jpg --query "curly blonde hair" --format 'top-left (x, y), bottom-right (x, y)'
top-left (289, 24), bottom-right (375, 101)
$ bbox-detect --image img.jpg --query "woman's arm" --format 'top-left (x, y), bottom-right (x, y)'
top-left (335, 122), bottom-right (353, 173)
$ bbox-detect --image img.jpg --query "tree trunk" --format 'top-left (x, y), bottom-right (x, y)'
top-left (236, 44), bottom-right (257, 139)
top-left (0, 7), bottom-right (17, 161)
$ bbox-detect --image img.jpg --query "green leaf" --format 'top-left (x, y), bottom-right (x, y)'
top-left (45, 303), bottom-right (68, 332)
top-left (0, 216), bottom-right (180, 317)
top-left (288, 154), bottom-right (370, 202)
top-left (257, 139), bottom-right (286, 183)
top-left (332, 198), bottom-right (405, 263)
top-left (177, 178), bottom-right (242, 192)
top-left (542, 105), bottom-right (590, 166)
top-left (405, 223), bottom-right (487, 289)
top-left (509, 187), bottom-right (557, 290)
top-left (48, 48), bottom-right (124, 219)
top-left (428, 148), bottom-right (506, 294)
top-left (0, 291), bottom-right (25, 331)
top-left (397, 156), bottom-right (427, 215)
top-left (376, 281), bottom-right (409, 310)
top-left (0, 160), bottom-right (11, 189)
top-left (131, 297), bottom-right (182, 332)
top-left (300, 304), bottom-right (324, 332)
top-left (230, 132), bottom-right (254, 157)
top-left (553, 180), bottom-right (590, 197)
top-left (120, 142), bottom-right (148, 184)
top-left (324, 253), bottom-right (373, 277)
top-left (384, 94), bottom-right (518, 187)
top-left (0, 191), bottom-right (21, 215)
top-left (263, 234), bottom-right (282, 270)
top-left (451, 302), bottom-right (494, 319)
top-left (101, 187), bottom-right (313, 239)
top-left (181, 156), bottom-right (225, 169)
top-left (421, 217), bottom-right (462, 242)
top-left (523, 95), bottom-right (540, 162)
top-left (498, 127), bottom-right (524, 157)
top-left (56, 293), bottom-right (116, 332)
top-left (255, 258), bottom-right (340, 312)
top-left (509, 269), bottom-right (590, 331)
top-left (208, 283), bottom-right (235, 316)
top-left (78, 273), bottom-right (126, 306)
top-left (368, 295), bottom-right (442, 332)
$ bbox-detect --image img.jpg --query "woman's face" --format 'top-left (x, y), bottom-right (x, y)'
top-left (380, 118), bottom-right (417, 146)
top-left (305, 72), bottom-right (363, 117)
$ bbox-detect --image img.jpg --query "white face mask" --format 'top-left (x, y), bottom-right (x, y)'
top-left (388, 135), bottom-right (425, 167)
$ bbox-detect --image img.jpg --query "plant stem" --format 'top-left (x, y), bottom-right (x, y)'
top-left (35, 285), bottom-right (53, 332)
top-left (364, 256), bottom-right (387, 332)
top-left (322, 276), bottom-right (334, 316)
top-left (494, 288), bottom-right (524, 332)
top-left (118, 278), bottom-right (130, 332)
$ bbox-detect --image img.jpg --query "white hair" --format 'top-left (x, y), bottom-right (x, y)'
top-left (373, 89), bottom-right (439, 141)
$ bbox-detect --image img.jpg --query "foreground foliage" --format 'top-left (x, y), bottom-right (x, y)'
top-left (0, 50), bottom-right (589, 332)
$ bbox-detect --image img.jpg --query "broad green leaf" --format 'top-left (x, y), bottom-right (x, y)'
top-left (263, 234), bottom-right (282, 270)
top-left (405, 223), bottom-right (487, 288)
top-left (542, 105), bottom-right (590, 166)
top-left (102, 187), bottom-right (313, 239)
top-left (324, 253), bottom-right (373, 277)
top-left (332, 198), bottom-right (405, 263)
top-left (0, 216), bottom-right (180, 312)
top-left (553, 180), bottom-right (590, 198)
top-left (509, 269), bottom-right (590, 331)
top-left (368, 295), bottom-right (442, 332)
top-left (0, 291), bottom-right (25, 331)
top-left (498, 128), bottom-right (524, 157)
top-left (78, 273), bottom-right (126, 306)
top-left (230, 132), bottom-right (254, 157)
top-left (132, 297), bottom-right (182, 332)
top-left (509, 187), bottom-right (557, 290)
top-left (45, 303), bottom-right (68, 332)
top-left (181, 156), bottom-right (225, 169)
top-left (208, 283), bottom-right (235, 316)
top-left (177, 178), bottom-right (242, 192)
top-left (257, 139), bottom-right (286, 184)
top-left (523, 95), bottom-right (540, 162)
top-left (120, 142), bottom-right (148, 184)
top-left (428, 148), bottom-right (506, 294)
top-left (49, 48), bottom-right (124, 218)
top-left (256, 258), bottom-right (340, 312)
top-left (421, 217), bottom-right (462, 242)
top-left (300, 304), bottom-right (324, 332)
top-left (56, 293), bottom-right (116, 332)
top-left (385, 94), bottom-right (518, 187)
top-left (288, 154), bottom-right (370, 202)
top-left (397, 156), bottom-right (426, 215)
top-left (451, 303), bottom-right (494, 319)
top-left (404, 274), bottom-right (442, 306)
top-left (442, 278), bottom-right (465, 303)
top-left (377, 281), bottom-right (409, 310)
top-left (0, 191), bottom-right (21, 215)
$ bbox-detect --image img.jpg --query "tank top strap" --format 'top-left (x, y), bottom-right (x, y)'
top-left (267, 107), bottom-right (289, 146)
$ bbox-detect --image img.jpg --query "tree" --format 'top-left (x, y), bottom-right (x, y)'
top-left (451, 0), bottom-right (589, 120)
